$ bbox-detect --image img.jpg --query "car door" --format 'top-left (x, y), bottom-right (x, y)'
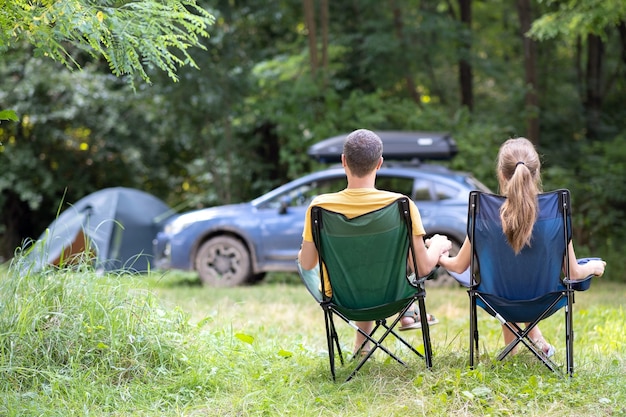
top-left (255, 174), bottom-right (348, 270)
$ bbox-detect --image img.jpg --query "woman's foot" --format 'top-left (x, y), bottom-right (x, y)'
top-left (532, 338), bottom-right (555, 358)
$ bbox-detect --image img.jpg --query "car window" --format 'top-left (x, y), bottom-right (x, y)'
top-left (465, 176), bottom-right (492, 192)
top-left (376, 176), bottom-right (414, 197)
top-left (434, 182), bottom-right (460, 200)
top-left (413, 179), bottom-right (433, 201)
top-left (262, 177), bottom-right (347, 209)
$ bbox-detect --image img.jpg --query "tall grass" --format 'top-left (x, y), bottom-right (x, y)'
top-left (0, 265), bottom-right (211, 415)
top-left (1, 265), bottom-right (625, 416)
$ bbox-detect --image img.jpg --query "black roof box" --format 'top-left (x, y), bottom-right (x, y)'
top-left (307, 131), bottom-right (458, 163)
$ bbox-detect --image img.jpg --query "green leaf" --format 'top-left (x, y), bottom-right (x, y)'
top-left (461, 390), bottom-right (474, 399)
top-left (277, 349), bottom-right (292, 358)
top-left (235, 332), bottom-right (254, 344)
top-left (471, 386), bottom-right (492, 398)
top-left (0, 110), bottom-right (18, 122)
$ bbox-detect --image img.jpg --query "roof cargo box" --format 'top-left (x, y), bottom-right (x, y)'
top-left (308, 131), bottom-right (458, 163)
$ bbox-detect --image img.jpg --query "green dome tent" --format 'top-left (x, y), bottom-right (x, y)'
top-left (23, 187), bottom-right (173, 273)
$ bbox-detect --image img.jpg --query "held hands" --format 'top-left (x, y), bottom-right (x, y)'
top-left (425, 234), bottom-right (452, 258)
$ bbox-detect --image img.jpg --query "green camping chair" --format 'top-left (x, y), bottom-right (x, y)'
top-left (298, 197), bottom-right (437, 381)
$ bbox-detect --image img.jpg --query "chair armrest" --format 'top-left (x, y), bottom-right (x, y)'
top-left (409, 266), bottom-right (439, 286)
top-left (563, 257), bottom-right (602, 291)
top-left (296, 260), bottom-right (324, 302)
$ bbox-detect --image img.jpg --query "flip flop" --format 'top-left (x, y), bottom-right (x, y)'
top-left (399, 307), bottom-right (439, 331)
top-left (532, 340), bottom-right (556, 358)
top-left (351, 348), bottom-right (371, 361)
top-left (533, 339), bottom-right (556, 358)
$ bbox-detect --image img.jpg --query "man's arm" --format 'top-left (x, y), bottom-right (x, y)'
top-left (298, 240), bottom-right (318, 270)
top-left (410, 234), bottom-right (451, 277)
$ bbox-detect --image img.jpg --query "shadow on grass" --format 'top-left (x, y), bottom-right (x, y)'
top-left (148, 271), bottom-right (204, 288)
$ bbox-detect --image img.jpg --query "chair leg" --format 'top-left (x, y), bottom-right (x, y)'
top-left (325, 299), bottom-right (433, 382)
top-left (415, 296), bottom-right (433, 369)
top-left (346, 318), bottom-right (411, 382)
top-left (566, 291), bottom-right (574, 377)
top-left (469, 291), bottom-right (478, 369)
top-left (323, 311), bottom-right (337, 381)
top-left (330, 318), bottom-right (344, 367)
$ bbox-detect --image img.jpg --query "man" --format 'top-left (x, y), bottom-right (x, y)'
top-left (298, 128), bottom-right (451, 355)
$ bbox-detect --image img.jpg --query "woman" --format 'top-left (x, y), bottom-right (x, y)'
top-left (438, 137), bottom-right (606, 356)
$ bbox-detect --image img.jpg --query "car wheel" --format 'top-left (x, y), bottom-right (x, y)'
top-left (427, 237), bottom-right (462, 287)
top-left (195, 236), bottom-right (251, 287)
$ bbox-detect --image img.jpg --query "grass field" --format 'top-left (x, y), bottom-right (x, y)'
top-left (1, 268), bottom-right (625, 416)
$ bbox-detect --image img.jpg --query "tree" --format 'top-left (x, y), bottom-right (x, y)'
top-left (528, 0), bottom-right (626, 139)
top-left (457, 0), bottom-right (474, 111)
top-left (0, 0), bottom-right (214, 84)
top-left (0, 0), bottom-right (214, 258)
top-left (516, 0), bottom-right (540, 143)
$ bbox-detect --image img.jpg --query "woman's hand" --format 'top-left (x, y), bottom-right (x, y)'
top-left (588, 259), bottom-right (606, 277)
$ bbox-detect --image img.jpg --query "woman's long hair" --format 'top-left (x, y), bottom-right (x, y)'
top-left (497, 138), bottom-right (542, 254)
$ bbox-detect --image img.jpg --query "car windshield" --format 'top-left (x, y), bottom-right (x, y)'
top-left (260, 176), bottom-right (347, 210)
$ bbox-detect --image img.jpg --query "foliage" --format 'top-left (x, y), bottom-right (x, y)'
top-left (2, 266), bottom-right (625, 415)
top-left (0, 110), bottom-right (17, 123)
top-left (0, 0), bottom-right (215, 84)
top-left (529, 0), bottom-right (626, 40)
top-left (0, 50), bottom-right (173, 253)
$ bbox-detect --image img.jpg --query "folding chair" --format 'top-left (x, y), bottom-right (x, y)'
top-left (467, 189), bottom-right (595, 377)
top-left (298, 197), bottom-right (436, 382)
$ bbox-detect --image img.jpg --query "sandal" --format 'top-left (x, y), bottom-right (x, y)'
top-left (533, 338), bottom-right (556, 358)
top-left (399, 306), bottom-right (439, 331)
top-left (352, 348), bottom-right (371, 360)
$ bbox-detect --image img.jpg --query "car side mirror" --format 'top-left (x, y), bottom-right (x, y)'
top-left (279, 196), bottom-right (291, 215)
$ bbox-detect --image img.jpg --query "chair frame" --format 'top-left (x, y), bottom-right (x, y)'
top-left (467, 189), bottom-right (591, 377)
top-left (308, 197), bottom-right (435, 382)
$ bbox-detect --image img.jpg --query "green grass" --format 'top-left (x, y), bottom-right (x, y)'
top-left (1, 267), bottom-right (625, 416)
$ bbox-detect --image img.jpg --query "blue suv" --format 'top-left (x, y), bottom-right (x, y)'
top-left (153, 163), bottom-right (490, 286)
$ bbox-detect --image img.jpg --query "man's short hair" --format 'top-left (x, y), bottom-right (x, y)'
top-left (343, 129), bottom-right (383, 177)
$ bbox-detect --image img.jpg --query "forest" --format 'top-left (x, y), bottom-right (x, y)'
top-left (1, 0), bottom-right (625, 279)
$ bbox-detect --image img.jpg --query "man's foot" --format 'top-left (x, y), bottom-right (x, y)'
top-left (352, 347), bottom-right (371, 360)
top-left (399, 305), bottom-right (439, 331)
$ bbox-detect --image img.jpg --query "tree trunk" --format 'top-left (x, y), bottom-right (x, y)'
top-left (389, 0), bottom-right (422, 105)
top-left (302, 0), bottom-right (318, 77)
top-left (585, 34), bottom-right (604, 139)
top-left (516, 0), bottom-right (540, 145)
top-left (618, 21), bottom-right (626, 67)
top-left (0, 191), bottom-right (33, 262)
top-left (458, 0), bottom-right (474, 111)
top-left (320, 0), bottom-right (329, 86)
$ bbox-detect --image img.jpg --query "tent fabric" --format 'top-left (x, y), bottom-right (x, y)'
top-left (25, 187), bottom-right (173, 273)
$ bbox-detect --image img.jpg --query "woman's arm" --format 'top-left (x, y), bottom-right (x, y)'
top-left (566, 242), bottom-right (606, 280)
top-left (438, 236), bottom-right (472, 273)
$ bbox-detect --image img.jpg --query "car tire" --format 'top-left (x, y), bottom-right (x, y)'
top-left (195, 236), bottom-right (251, 287)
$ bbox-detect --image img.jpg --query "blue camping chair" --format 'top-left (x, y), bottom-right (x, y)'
top-left (467, 189), bottom-right (596, 377)
top-left (298, 197), bottom-right (437, 381)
